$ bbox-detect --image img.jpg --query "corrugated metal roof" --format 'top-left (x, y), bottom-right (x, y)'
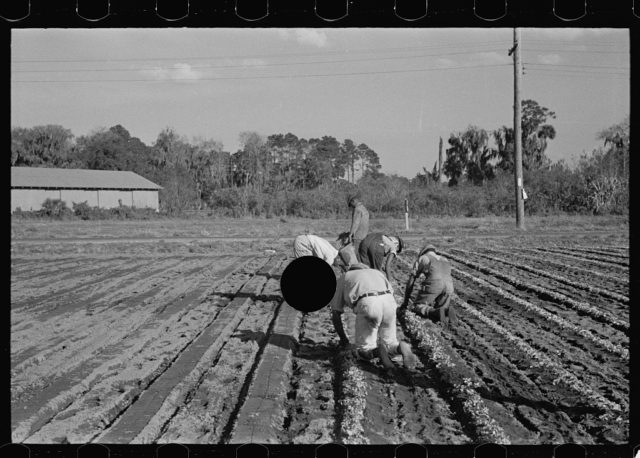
top-left (11, 167), bottom-right (162, 190)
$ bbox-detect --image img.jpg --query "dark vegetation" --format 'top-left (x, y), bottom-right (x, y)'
top-left (11, 100), bottom-right (628, 220)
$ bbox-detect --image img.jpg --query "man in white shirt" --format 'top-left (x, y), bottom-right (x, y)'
top-left (329, 263), bottom-right (417, 370)
top-left (293, 234), bottom-right (339, 265)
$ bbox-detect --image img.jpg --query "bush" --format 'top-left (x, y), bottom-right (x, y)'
top-left (40, 199), bottom-right (73, 219)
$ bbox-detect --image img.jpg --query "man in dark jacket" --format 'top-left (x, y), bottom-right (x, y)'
top-left (346, 193), bottom-right (369, 261)
top-left (401, 244), bottom-right (457, 326)
top-left (358, 232), bottom-right (405, 281)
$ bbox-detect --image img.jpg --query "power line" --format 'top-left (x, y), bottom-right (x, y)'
top-left (524, 68), bottom-right (628, 78)
top-left (12, 48), bottom-right (509, 74)
top-left (11, 63), bottom-right (511, 83)
top-left (12, 41), bottom-right (511, 64)
top-left (523, 48), bottom-right (628, 54)
top-left (523, 62), bottom-right (629, 71)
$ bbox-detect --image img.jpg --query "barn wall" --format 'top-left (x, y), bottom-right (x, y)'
top-left (132, 190), bottom-right (159, 210)
top-left (12, 188), bottom-right (159, 212)
top-left (98, 190), bottom-right (135, 208)
top-left (60, 190), bottom-right (99, 208)
top-left (12, 189), bottom-right (61, 211)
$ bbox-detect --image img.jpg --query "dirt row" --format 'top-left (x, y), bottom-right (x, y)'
top-left (392, 254), bottom-right (627, 444)
top-left (396, 250), bottom-right (629, 443)
top-left (445, 248), bottom-right (629, 332)
top-left (11, 255), bottom-right (273, 443)
top-left (11, 233), bottom-right (628, 444)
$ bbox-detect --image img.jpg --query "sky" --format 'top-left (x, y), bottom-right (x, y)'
top-left (11, 28), bottom-right (629, 178)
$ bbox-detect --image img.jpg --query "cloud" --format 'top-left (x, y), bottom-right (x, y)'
top-left (277, 29), bottom-right (328, 48)
top-left (537, 53), bottom-right (562, 64)
top-left (145, 63), bottom-right (202, 82)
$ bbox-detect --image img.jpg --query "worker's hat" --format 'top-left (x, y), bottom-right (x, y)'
top-left (346, 192), bottom-right (361, 206)
top-left (419, 244), bottom-right (437, 256)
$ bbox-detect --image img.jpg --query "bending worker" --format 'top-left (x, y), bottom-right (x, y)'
top-left (358, 232), bottom-right (405, 281)
top-left (346, 193), bottom-right (369, 261)
top-left (330, 263), bottom-right (417, 370)
top-left (293, 233), bottom-right (340, 265)
top-left (401, 244), bottom-right (457, 326)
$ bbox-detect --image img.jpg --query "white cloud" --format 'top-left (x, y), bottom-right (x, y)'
top-left (145, 63), bottom-right (202, 82)
top-left (277, 28), bottom-right (328, 48)
top-left (537, 53), bottom-right (562, 64)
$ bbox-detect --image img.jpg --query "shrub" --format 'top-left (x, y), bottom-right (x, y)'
top-left (40, 199), bottom-right (73, 219)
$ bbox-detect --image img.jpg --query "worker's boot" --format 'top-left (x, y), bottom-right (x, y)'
top-left (398, 341), bottom-right (417, 370)
top-left (376, 342), bottom-right (396, 370)
top-left (447, 305), bottom-right (458, 326)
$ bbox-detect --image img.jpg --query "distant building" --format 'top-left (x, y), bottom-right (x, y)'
top-left (11, 167), bottom-right (162, 212)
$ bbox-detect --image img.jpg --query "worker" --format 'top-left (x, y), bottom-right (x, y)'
top-left (330, 263), bottom-right (417, 370)
top-left (346, 193), bottom-right (369, 261)
top-left (401, 244), bottom-right (457, 326)
top-left (358, 232), bottom-right (405, 281)
top-left (292, 234), bottom-right (342, 269)
top-left (336, 232), bottom-right (359, 271)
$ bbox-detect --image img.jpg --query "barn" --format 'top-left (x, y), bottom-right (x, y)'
top-left (11, 167), bottom-right (162, 212)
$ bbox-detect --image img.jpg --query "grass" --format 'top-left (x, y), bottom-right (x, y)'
top-left (10, 215), bottom-right (628, 241)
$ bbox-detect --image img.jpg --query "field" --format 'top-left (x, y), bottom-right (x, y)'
top-left (10, 216), bottom-right (629, 445)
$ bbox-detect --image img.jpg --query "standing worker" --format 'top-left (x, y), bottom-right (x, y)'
top-left (358, 232), bottom-right (405, 281)
top-left (346, 193), bottom-right (369, 261)
top-left (330, 263), bottom-right (417, 370)
top-left (401, 244), bottom-right (457, 326)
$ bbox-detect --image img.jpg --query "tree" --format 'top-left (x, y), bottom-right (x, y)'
top-left (186, 137), bottom-right (225, 209)
top-left (597, 116), bottom-right (629, 177)
top-left (356, 143), bottom-right (382, 179)
top-left (495, 99), bottom-right (556, 171)
top-left (152, 127), bottom-right (190, 169)
top-left (11, 125), bottom-right (76, 167)
top-left (310, 136), bottom-right (344, 181)
top-left (341, 139), bottom-right (358, 183)
top-left (443, 126), bottom-right (496, 186)
top-left (76, 125), bottom-right (153, 173)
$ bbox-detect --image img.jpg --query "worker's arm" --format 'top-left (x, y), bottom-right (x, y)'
top-left (384, 253), bottom-right (395, 281)
top-left (331, 310), bottom-right (350, 347)
top-left (329, 274), bottom-right (349, 346)
top-left (402, 259), bottom-right (424, 308)
top-left (348, 206), bottom-right (362, 239)
top-left (402, 273), bottom-right (416, 309)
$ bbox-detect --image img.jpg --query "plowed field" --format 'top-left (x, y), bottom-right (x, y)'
top-left (11, 225), bottom-right (629, 444)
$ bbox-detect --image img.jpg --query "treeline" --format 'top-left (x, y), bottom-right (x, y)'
top-left (11, 100), bottom-right (628, 218)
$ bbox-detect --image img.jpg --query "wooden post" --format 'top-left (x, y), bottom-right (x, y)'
top-left (438, 136), bottom-right (445, 183)
top-left (404, 199), bottom-right (409, 231)
top-left (512, 28), bottom-right (525, 229)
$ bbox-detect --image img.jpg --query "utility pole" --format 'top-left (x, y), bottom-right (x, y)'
top-left (404, 199), bottom-right (409, 231)
top-left (438, 136), bottom-right (445, 183)
top-left (510, 28), bottom-right (525, 229)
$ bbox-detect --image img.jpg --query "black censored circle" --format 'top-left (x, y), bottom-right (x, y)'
top-left (280, 256), bottom-right (337, 313)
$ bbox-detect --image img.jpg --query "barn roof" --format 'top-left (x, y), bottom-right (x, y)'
top-left (11, 167), bottom-right (162, 190)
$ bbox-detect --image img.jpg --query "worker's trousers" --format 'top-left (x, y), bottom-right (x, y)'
top-left (353, 294), bottom-right (400, 352)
